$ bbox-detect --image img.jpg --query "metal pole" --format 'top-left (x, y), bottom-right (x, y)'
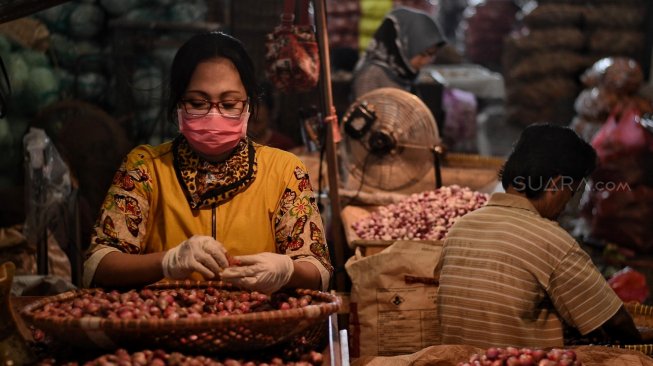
top-left (69, 189), bottom-right (82, 287)
top-left (314, 0), bottom-right (347, 292)
top-left (35, 170), bottom-right (48, 276)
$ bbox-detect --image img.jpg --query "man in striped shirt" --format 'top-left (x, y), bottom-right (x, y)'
top-left (436, 124), bottom-right (641, 348)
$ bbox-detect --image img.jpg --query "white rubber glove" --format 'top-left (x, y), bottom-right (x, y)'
top-left (161, 235), bottom-right (229, 280)
top-left (220, 252), bottom-right (294, 294)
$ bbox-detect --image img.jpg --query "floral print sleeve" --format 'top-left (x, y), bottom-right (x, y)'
top-left (83, 150), bottom-right (153, 286)
top-left (274, 164), bottom-right (333, 288)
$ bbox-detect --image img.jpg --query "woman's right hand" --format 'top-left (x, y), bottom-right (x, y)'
top-left (161, 235), bottom-right (229, 279)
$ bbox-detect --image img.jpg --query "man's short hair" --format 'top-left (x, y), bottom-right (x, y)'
top-left (499, 124), bottom-right (597, 198)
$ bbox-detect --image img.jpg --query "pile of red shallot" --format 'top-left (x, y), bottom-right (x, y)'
top-left (352, 185), bottom-right (489, 240)
top-left (459, 347), bottom-right (582, 366)
top-left (30, 288), bottom-right (314, 320)
top-left (38, 348), bottom-right (323, 366)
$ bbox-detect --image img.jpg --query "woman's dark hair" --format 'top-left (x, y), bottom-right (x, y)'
top-left (166, 31), bottom-right (259, 124)
top-left (499, 124), bottom-right (597, 199)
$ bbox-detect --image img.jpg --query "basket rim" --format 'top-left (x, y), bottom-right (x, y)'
top-left (442, 152), bottom-right (505, 169)
top-left (20, 281), bottom-right (341, 331)
top-left (624, 301), bottom-right (653, 316)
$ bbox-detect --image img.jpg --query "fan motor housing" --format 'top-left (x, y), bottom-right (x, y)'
top-left (368, 129), bottom-right (396, 156)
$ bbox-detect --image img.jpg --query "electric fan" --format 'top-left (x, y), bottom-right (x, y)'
top-left (341, 87), bottom-right (442, 193)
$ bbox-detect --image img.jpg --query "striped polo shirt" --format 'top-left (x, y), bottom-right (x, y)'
top-left (436, 193), bottom-right (623, 349)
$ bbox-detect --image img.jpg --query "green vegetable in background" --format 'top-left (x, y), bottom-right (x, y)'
top-left (99, 0), bottom-right (142, 17)
top-left (6, 53), bottom-right (28, 96)
top-left (19, 49), bottom-right (49, 68)
top-left (25, 67), bottom-right (60, 110)
top-left (69, 3), bottom-right (106, 39)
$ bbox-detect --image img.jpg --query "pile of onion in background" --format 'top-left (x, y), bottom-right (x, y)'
top-left (351, 185), bottom-right (488, 241)
top-left (458, 347), bottom-right (581, 366)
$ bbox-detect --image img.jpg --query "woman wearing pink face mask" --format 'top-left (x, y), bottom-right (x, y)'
top-left (83, 32), bottom-right (332, 294)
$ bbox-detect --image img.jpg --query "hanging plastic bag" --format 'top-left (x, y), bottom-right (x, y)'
top-left (608, 266), bottom-right (649, 304)
top-left (22, 127), bottom-right (73, 274)
top-left (591, 105), bottom-right (653, 185)
top-left (442, 88), bottom-right (477, 153)
top-left (581, 106), bottom-right (653, 253)
top-left (264, 0), bottom-right (320, 93)
top-left (583, 184), bottom-right (653, 254)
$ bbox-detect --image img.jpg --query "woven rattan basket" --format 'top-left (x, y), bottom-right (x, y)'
top-left (615, 302), bottom-right (653, 355)
top-left (625, 302), bottom-right (653, 328)
top-left (440, 152), bottom-right (504, 192)
top-left (20, 281), bottom-right (341, 354)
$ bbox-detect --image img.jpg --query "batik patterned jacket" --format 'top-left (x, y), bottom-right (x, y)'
top-left (83, 138), bottom-right (332, 288)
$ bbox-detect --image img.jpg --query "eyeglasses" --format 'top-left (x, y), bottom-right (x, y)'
top-left (180, 98), bottom-right (249, 118)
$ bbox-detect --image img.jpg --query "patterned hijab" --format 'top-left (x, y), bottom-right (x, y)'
top-left (358, 7), bottom-right (446, 82)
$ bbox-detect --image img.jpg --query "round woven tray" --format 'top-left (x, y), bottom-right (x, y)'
top-left (20, 281), bottom-right (341, 354)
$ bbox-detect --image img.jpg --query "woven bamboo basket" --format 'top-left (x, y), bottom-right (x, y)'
top-left (20, 281), bottom-right (341, 354)
top-left (615, 302), bottom-right (653, 355)
top-left (625, 302), bottom-right (653, 328)
top-left (440, 152), bottom-right (504, 192)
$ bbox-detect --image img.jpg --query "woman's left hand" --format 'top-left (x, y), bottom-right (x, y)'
top-left (220, 252), bottom-right (294, 294)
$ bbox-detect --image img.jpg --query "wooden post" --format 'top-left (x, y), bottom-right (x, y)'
top-left (314, 0), bottom-right (347, 292)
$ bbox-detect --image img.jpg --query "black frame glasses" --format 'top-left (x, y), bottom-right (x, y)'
top-left (180, 98), bottom-right (249, 119)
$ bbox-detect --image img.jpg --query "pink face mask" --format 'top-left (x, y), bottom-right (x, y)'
top-left (178, 109), bottom-right (250, 157)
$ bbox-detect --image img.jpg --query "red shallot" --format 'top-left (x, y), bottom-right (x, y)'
top-left (352, 185), bottom-right (489, 240)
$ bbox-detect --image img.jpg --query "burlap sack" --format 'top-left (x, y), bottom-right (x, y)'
top-left (0, 225), bottom-right (71, 280)
top-left (346, 240), bottom-right (442, 358)
top-left (351, 344), bottom-right (481, 366)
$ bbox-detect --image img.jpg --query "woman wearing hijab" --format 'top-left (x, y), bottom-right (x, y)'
top-left (351, 7), bottom-right (446, 99)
